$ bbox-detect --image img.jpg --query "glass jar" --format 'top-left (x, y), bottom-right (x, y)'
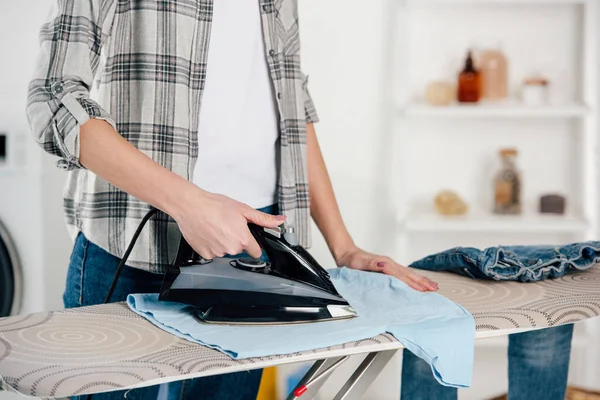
top-left (522, 77), bottom-right (549, 106)
top-left (493, 148), bottom-right (521, 215)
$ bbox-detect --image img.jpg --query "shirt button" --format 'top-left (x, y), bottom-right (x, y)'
top-left (53, 84), bottom-right (64, 94)
top-left (56, 159), bottom-right (71, 170)
top-left (269, 49), bottom-right (276, 57)
top-left (277, 92), bottom-right (282, 100)
top-left (262, 5), bottom-right (268, 12)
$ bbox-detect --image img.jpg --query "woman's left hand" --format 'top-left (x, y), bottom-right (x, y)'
top-left (335, 246), bottom-right (438, 292)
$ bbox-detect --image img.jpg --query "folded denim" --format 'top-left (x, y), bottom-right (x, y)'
top-left (409, 242), bottom-right (600, 282)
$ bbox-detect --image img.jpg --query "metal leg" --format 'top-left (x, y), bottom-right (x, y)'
top-left (286, 357), bottom-right (345, 400)
top-left (333, 350), bottom-right (397, 400)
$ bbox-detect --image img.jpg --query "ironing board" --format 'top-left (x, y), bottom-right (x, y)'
top-left (1, 266), bottom-right (599, 400)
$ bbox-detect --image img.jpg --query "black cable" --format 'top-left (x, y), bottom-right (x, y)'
top-left (86, 207), bottom-right (158, 400)
top-left (104, 208), bottom-right (159, 303)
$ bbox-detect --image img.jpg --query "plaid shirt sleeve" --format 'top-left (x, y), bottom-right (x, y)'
top-left (302, 73), bottom-right (319, 124)
top-left (25, 0), bottom-right (118, 170)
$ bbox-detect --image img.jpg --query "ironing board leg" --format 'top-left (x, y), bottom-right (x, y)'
top-left (332, 350), bottom-right (397, 400)
top-left (286, 357), bottom-right (344, 400)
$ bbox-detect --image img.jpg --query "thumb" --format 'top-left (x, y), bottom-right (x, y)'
top-left (243, 208), bottom-right (286, 228)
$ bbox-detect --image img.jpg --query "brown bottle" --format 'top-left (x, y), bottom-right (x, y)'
top-left (494, 148), bottom-right (521, 215)
top-left (457, 50), bottom-right (481, 103)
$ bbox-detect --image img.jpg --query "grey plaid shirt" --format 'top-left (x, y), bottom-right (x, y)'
top-left (26, 0), bottom-right (319, 273)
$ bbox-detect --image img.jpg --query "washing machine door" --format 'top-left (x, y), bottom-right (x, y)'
top-left (0, 219), bottom-right (21, 317)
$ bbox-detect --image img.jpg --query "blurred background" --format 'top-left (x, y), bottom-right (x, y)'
top-left (1, 0), bottom-right (599, 399)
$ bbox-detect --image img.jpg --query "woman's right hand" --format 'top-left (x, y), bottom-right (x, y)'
top-left (171, 186), bottom-right (286, 260)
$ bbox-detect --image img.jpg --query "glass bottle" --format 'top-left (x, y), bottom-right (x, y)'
top-left (457, 50), bottom-right (481, 103)
top-left (480, 45), bottom-right (508, 100)
top-left (493, 148), bottom-right (521, 215)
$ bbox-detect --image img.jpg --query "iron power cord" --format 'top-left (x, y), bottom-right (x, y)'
top-left (86, 207), bottom-right (159, 400)
top-left (104, 208), bottom-right (159, 303)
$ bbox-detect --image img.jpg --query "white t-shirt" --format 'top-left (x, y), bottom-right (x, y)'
top-left (192, 0), bottom-right (280, 209)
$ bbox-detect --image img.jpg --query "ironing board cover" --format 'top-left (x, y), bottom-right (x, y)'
top-left (1, 267), bottom-right (599, 398)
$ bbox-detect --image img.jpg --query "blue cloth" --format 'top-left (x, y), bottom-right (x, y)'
top-left (409, 242), bottom-right (600, 282)
top-left (401, 324), bottom-right (574, 400)
top-left (127, 267), bottom-right (475, 388)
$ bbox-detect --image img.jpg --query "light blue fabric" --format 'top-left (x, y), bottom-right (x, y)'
top-left (127, 267), bottom-right (475, 388)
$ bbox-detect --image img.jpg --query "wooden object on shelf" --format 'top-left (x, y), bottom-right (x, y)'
top-left (434, 190), bottom-right (468, 216)
top-left (425, 81), bottom-right (455, 106)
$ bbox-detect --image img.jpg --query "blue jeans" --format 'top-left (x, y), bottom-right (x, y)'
top-left (409, 242), bottom-right (600, 282)
top-left (63, 205), bottom-right (277, 400)
top-left (400, 324), bottom-right (574, 400)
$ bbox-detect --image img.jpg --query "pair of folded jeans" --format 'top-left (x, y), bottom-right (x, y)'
top-left (409, 242), bottom-right (600, 282)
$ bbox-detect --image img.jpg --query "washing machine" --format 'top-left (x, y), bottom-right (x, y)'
top-left (0, 218), bottom-right (22, 317)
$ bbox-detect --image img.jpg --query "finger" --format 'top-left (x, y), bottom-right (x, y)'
top-left (426, 279), bottom-right (439, 291)
top-left (405, 279), bottom-right (428, 292)
top-left (244, 234), bottom-right (263, 259)
top-left (408, 272), bottom-right (438, 291)
top-left (242, 207), bottom-right (286, 228)
top-left (410, 273), bottom-right (438, 291)
top-left (196, 248), bottom-right (214, 261)
top-left (380, 262), bottom-right (428, 291)
top-left (390, 271), bottom-right (428, 291)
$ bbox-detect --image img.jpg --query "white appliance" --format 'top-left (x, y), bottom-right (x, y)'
top-left (0, 218), bottom-right (21, 316)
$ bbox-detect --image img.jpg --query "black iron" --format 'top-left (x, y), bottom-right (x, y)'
top-left (159, 223), bottom-right (357, 325)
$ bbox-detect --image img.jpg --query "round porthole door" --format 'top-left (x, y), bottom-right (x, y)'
top-left (0, 219), bottom-right (21, 317)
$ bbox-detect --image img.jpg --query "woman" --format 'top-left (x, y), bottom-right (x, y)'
top-left (26, 1), bottom-right (437, 398)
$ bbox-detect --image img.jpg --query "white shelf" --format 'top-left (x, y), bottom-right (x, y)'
top-left (409, 0), bottom-right (586, 5)
top-left (402, 211), bottom-right (588, 233)
top-left (402, 102), bottom-right (589, 119)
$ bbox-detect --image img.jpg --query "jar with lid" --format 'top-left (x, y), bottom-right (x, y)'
top-left (522, 77), bottom-right (549, 106)
top-left (493, 148), bottom-right (521, 215)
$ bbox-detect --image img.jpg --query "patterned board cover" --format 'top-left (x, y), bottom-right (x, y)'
top-left (1, 267), bottom-right (599, 398)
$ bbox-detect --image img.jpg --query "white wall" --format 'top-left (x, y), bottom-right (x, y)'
top-left (0, 0), bottom-right (71, 314)
top-left (300, 0), bottom-right (397, 261)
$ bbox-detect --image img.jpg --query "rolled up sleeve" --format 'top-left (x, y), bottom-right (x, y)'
top-left (26, 0), bottom-right (117, 170)
top-left (301, 73), bottom-right (319, 124)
